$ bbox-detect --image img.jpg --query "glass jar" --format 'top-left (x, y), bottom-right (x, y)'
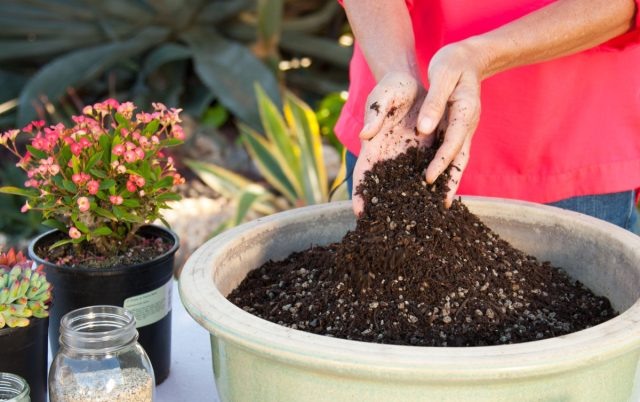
top-left (49, 306), bottom-right (155, 402)
top-left (0, 373), bottom-right (30, 402)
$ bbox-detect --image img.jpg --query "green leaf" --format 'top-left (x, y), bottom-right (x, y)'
top-left (153, 176), bottom-right (174, 190)
top-left (142, 119), bottom-right (160, 136)
top-left (112, 206), bottom-right (143, 223)
top-left (159, 138), bottom-right (183, 147)
top-left (121, 199), bottom-right (140, 208)
top-left (25, 145), bottom-right (47, 160)
top-left (0, 38), bottom-right (98, 61)
top-left (85, 151), bottom-right (103, 171)
top-left (185, 159), bottom-right (254, 198)
top-left (41, 219), bottom-right (67, 232)
top-left (139, 43), bottom-right (191, 81)
top-left (73, 219), bottom-right (89, 233)
top-left (255, 85), bottom-right (302, 185)
top-left (155, 193), bottom-right (181, 202)
top-left (93, 207), bottom-right (116, 220)
top-left (139, 161), bottom-right (152, 181)
top-left (93, 226), bottom-right (112, 236)
top-left (114, 112), bottom-right (129, 127)
top-left (234, 185), bottom-right (268, 226)
top-left (257, 0), bottom-right (284, 56)
top-left (0, 186), bottom-right (38, 197)
top-left (90, 169), bottom-right (107, 179)
top-left (285, 91), bottom-right (328, 204)
top-left (201, 104), bottom-right (228, 128)
top-left (181, 27), bottom-right (280, 129)
top-left (49, 238), bottom-right (75, 250)
top-left (240, 129), bottom-right (298, 203)
top-left (99, 179), bottom-right (116, 190)
top-left (98, 134), bottom-right (111, 161)
top-left (62, 180), bottom-right (77, 193)
top-left (17, 27), bottom-right (169, 125)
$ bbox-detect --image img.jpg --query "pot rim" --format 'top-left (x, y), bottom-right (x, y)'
top-left (179, 197), bottom-right (640, 381)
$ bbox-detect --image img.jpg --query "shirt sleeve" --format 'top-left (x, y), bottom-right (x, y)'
top-left (593, 0), bottom-right (640, 50)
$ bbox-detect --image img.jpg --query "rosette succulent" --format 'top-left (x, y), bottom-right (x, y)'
top-left (0, 249), bottom-right (51, 329)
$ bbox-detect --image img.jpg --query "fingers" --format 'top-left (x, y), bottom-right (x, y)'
top-left (443, 137), bottom-right (471, 208)
top-left (425, 79), bottom-right (480, 184)
top-left (417, 67), bottom-right (457, 135)
top-left (359, 72), bottom-right (419, 140)
top-left (351, 143), bottom-right (372, 216)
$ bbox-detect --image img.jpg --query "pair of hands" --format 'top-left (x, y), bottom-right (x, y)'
top-left (352, 43), bottom-right (485, 216)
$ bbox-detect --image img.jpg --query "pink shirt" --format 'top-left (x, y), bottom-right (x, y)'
top-left (336, 0), bottom-right (640, 203)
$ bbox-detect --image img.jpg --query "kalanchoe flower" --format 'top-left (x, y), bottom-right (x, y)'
top-left (109, 195), bottom-right (124, 205)
top-left (0, 100), bottom-right (184, 255)
top-left (77, 197), bottom-right (90, 213)
top-left (87, 180), bottom-right (100, 195)
top-left (69, 227), bottom-right (81, 239)
top-left (0, 248), bottom-right (52, 328)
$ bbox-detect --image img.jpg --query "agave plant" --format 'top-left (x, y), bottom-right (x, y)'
top-left (186, 85), bottom-right (347, 235)
top-left (0, 0), bottom-right (350, 130)
top-left (0, 249), bottom-right (52, 329)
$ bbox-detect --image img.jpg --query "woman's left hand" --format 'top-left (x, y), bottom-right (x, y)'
top-left (416, 41), bottom-right (486, 207)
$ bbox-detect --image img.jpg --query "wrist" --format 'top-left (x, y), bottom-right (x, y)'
top-left (371, 54), bottom-right (420, 82)
top-left (455, 36), bottom-right (501, 80)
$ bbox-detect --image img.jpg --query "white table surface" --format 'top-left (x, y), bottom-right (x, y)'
top-left (156, 280), bottom-right (220, 401)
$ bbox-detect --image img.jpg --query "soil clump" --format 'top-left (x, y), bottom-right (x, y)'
top-left (229, 146), bottom-right (616, 346)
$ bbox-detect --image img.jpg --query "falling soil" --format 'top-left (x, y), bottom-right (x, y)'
top-left (229, 146), bottom-right (617, 347)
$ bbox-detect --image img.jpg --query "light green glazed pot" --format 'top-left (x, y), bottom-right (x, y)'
top-left (179, 198), bottom-right (640, 402)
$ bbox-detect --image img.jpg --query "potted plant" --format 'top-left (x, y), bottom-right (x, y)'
top-left (0, 248), bottom-right (51, 402)
top-left (0, 99), bottom-right (185, 384)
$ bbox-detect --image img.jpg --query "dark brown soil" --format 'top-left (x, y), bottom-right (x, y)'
top-left (229, 146), bottom-right (617, 347)
top-left (36, 231), bottom-right (172, 269)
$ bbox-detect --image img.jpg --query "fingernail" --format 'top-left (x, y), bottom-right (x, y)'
top-left (418, 117), bottom-right (434, 134)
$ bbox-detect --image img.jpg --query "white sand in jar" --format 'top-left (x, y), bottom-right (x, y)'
top-left (54, 367), bottom-right (153, 402)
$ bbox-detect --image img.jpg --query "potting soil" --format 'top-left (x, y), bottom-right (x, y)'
top-left (229, 146), bottom-right (616, 347)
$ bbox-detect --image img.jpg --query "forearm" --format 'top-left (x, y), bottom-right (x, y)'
top-left (467, 0), bottom-right (637, 79)
top-left (343, 0), bottom-right (418, 80)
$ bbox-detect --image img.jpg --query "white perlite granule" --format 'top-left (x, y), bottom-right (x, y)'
top-left (55, 367), bottom-right (153, 402)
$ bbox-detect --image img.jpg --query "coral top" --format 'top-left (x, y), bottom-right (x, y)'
top-left (335, 0), bottom-right (640, 203)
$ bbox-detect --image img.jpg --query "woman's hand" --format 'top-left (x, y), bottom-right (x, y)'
top-left (352, 93), bottom-right (432, 216)
top-left (359, 71), bottom-right (421, 141)
top-left (417, 42), bottom-right (486, 207)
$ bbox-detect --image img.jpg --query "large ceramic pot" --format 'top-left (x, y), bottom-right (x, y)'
top-left (29, 225), bottom-right (178, 385)
top-left (179, 198), bottom-right (640, 402)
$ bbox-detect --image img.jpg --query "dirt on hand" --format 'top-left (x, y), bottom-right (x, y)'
top-left (229, 145), bottom-right (616, 347)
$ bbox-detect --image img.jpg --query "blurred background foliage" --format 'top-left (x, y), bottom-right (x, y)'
top-left (0, 0), bottom-right (353, 246)
top-left (186, 85), bottom-right (347, 236)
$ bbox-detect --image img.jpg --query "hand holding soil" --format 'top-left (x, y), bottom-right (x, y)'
top-left (353, 93), bottom-right (434, 216)
top-left (417, 42), bottom-right (483, 206)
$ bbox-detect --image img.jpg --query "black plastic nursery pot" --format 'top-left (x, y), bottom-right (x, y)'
top-left (28, 225), bottom-right (179, 385)
top-left (0, 317), bottom-right (48, 402)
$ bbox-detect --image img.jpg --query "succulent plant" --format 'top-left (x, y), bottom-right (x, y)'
top-left (0, 249), bottom-right (52, 329)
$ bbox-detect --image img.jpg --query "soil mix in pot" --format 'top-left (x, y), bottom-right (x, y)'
top-left (35, 231), bottom-right (172, 269)
top-left (230, 146), bottom-right (617, 347)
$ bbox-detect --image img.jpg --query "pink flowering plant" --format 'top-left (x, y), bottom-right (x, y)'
top-left (0, 99), bottom-right (185, 255)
